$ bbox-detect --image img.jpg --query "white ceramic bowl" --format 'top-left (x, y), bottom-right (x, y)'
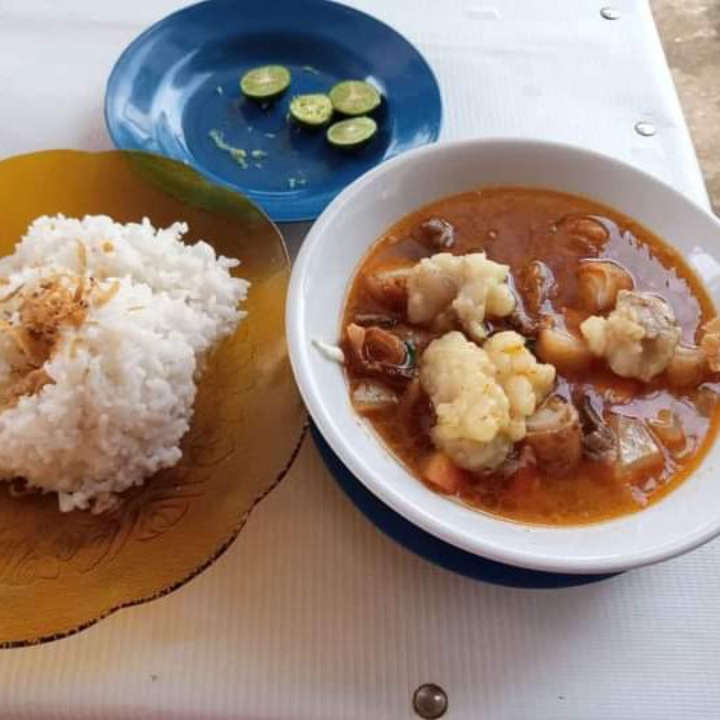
top-left (287, 138), bottom-right (720, 575)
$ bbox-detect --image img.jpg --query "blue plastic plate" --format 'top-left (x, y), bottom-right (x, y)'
top-left (105, 0), bottom-right (442, 222)
top-left (311, 425), bottom-right (617, 589)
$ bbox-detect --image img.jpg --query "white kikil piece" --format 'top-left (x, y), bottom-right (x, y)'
top-left (312, 338), bottom-right (345, 364)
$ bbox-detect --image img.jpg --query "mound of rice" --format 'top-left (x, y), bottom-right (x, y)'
top-left (0, 215), bottom-right (248, 512)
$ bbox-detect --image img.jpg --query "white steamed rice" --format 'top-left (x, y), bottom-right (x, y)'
top-left (0, 215), bottom-right (248, 512)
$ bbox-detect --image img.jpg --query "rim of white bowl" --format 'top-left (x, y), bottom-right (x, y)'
top-left (287, 136), bottom-right (720, 575)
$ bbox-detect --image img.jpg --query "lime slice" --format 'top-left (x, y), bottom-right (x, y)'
top-left (326, 116), bottom-right (378, 148)
top-left (329, 80), bottom-right (381, 116)
top-left (240, 65), bottom-right (291, 101)
top-left (289, 94), bottom-right (334, 127)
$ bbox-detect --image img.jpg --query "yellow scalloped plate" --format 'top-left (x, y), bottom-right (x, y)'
top-left (0, 150), bottom-right (306, 647)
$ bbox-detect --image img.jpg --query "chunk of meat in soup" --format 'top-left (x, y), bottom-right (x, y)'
top-left (577, 259), bottom-right (635, 313)
top-left (525, 396), bottom-right (582, 475)
top-left (414, 217), bottom-right (456, 250)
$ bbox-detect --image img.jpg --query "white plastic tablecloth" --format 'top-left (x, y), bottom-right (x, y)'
top-left (1, 1), bottom-right (719, 718)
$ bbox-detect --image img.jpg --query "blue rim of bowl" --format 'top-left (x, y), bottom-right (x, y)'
top-left (311, 425), bottom-right (618, 589)
top-left (104, 0), bottom-right (443, 223)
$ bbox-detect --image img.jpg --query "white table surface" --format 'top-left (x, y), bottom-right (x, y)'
top-left (1, 1), bottom-right (719, 718)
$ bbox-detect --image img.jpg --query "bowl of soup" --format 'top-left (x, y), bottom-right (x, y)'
top-left (287, 138), bottom-right (720, 574)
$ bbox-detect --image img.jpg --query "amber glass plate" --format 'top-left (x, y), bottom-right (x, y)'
top-left (0, 150), bottom-right (306, 647)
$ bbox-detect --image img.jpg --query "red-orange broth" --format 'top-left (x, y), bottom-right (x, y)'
top-left (342, 188), bottom-right (720, 526)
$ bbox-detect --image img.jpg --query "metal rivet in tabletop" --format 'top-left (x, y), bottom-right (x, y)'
top-left (600, 7), bottom-right (621, 20)
top-left (413, 683), bottom-right (448, 719)
top-left (634, 121), bottom-right (657, 137)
